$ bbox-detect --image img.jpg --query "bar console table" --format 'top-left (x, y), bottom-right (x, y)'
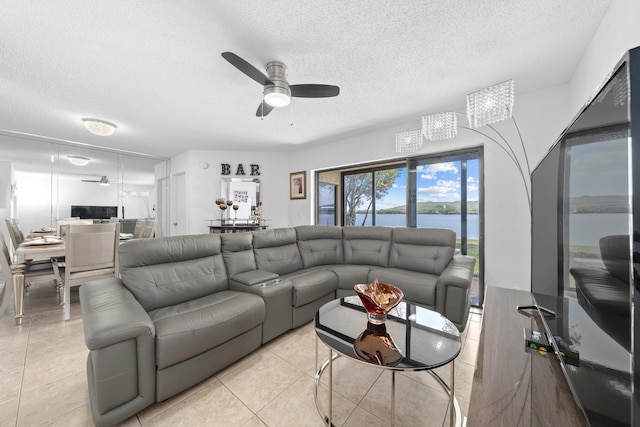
top-left (206, 219), bottom-right (267, 233)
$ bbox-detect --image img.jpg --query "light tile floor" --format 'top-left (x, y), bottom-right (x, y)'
top-left (0, 282), bottom-right (482, 427)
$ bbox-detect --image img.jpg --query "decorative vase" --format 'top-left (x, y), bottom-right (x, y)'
top-left (353, 280), bottom-right (404, 324)
top-left (218, 202), bottom-right (227, 224)
top-left (353, 321), bottom-right (404, 366)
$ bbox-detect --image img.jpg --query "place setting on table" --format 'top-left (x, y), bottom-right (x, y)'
top-left (20, 235), bottom-right (64, 247)
top-left (26, 226), bottom-right (56, 239)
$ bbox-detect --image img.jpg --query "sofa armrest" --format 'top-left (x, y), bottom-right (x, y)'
top-left (79, 278), bottom-right (156, 427)
top-left (229, 271), bottom-right (292, 343)
top-left (435, 255), bottom-right (476, 331)
top-left (229, 270), bottom-right (279, 289)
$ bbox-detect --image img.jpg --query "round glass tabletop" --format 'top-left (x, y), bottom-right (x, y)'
top-left (314, 297), bottom-right (461, 370)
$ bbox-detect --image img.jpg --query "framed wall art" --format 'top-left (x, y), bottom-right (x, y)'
top-left (290, 171), bottom-right (306, 200)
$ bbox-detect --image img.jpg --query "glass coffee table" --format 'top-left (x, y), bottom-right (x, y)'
top-left (314, 297), bottom-right (462, 427)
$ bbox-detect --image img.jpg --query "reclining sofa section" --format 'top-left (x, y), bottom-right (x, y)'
top-left (79, 225), bottom-right (475, 426)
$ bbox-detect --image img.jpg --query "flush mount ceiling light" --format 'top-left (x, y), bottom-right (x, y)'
top-left (395, 129), bottom-right (423, 154)
top-left (466, 79), bottom-right (514, 128)
top-left (67, 155), bottom-right (90, 166)
top-left (422, 112), bottom-right (457, 141)
top-left (82, 118), bottom-right (117, 136)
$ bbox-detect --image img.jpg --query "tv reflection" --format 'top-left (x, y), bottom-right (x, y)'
top-left (569, 234), bottom-right (631, 351)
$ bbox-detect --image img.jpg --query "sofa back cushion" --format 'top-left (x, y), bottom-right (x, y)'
top-left (295, 225), bottom-right (344, 268)
top-left (389, 228), bottom-right (455, 275)
top-left (221, 233), bottom-right (257, 277)
top-left (119, 234), bottom-right (228, 311)
top-left (253, 228), bottom-right (303, 275)
top-left (342, 226), bottom-right (391, 267)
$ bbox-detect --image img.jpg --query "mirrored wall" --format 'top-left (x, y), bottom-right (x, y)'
top-left (0, 134), bottom-right (169, 238)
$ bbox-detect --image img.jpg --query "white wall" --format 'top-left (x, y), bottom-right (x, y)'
top-left (13, 170), bottom-right (55, 233)
top-left (569, 0), bottom-right (640, 113)
top-left (169, 150), bottom-right (290, 235)
top-left (0, 161), bottom-right (14, 247)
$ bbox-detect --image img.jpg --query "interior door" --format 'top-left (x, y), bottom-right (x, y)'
top-left (171, 172), bottom-right (187, 236)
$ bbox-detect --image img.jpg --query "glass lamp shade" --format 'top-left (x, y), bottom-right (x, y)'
top-left (395, 129), bottom-right (423, 153)
top-left (422, 112), bottom-right (457, 141)
top-left (466, 79), bottom-right (514, 128)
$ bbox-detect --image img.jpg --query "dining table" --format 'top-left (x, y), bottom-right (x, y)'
top-left (12, 238), bottom-right (65, 325)
top-left (12, 233), bottom-right (133, 324)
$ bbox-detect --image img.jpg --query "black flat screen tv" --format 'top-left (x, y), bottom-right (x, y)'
top-left (71, 205), bottom-right (117, 220)
top-left (531, 47), bottom-right (639, 426)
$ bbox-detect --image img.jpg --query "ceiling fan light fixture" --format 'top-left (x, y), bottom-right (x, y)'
top-left (67, 155), bottom-right (90, 166)
top-left (82, 118), bottom-right (117, 136)
top-left (99, 176), bottom-right (110, 186)
top-left (264, 87), bottom-right (291, 108)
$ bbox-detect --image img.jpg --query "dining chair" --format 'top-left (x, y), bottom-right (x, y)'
top-left (53, 223), bottom-right (120, 320)
top-left (0, 232), bottom-right (58, 320)
top-left (141, 219), bottom-right (156, 238)
top-left (55, 218), bottom-right (93, 238)
top-left (132, 218), bottom-right (148, 239)
top-left (5, 218), bottom-right (25, 251)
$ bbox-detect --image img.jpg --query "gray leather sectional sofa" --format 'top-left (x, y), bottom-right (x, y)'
top-left (79, 225), bottom-right (475, 426)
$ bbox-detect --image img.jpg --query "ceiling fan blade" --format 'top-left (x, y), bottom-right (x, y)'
top-left (290, 84), bottom-right (340, 98)
top-left (255, 101), bottom-right (275, 117)
top-left (81, 180), bottom-right (99, 183)
top-left (222, 52), bottom-right (274, 86)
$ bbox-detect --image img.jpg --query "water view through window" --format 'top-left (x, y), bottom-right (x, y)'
top-left (324, 149), bottom-right (482, 304)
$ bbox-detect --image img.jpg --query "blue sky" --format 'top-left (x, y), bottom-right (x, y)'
top-left (378, 160), bottom-right (480, 209)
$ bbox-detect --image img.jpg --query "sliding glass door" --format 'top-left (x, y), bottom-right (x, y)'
top-left (315, 148), bottom-right (483, 305)
top-left (343, 166), bottom-right (406, 226)
top-left (408, 149), bottom-right (481, 304)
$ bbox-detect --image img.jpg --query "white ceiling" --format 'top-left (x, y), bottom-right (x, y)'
top-left (0, 1), bottom-right (612, 159)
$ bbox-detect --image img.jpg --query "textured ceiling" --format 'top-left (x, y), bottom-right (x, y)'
top-left (0, 1), bottom-right (612, 159)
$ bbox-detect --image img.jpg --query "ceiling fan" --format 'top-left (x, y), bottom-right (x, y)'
top-left (81, 176), bottom-right (110, 186)
top-left (222, 51), bottom-right (340, 117)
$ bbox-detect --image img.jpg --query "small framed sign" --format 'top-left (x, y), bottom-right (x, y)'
top-left (290, 171), bottom-right (306, 200)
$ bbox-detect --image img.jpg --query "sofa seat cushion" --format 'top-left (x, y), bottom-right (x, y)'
top-left (369, 268), bottom-right (438, 307)
top-left (281, 270), bottom-right (338, 307)
top-left (149, 291), bottom-right (265, 369)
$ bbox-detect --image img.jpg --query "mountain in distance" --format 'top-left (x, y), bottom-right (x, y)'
top-left (569, 195), bottom-right (630, 213)
top-left (375, 201), bottom-right (479, 215)
top-left (371, 195), bottom-right (627, 215)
